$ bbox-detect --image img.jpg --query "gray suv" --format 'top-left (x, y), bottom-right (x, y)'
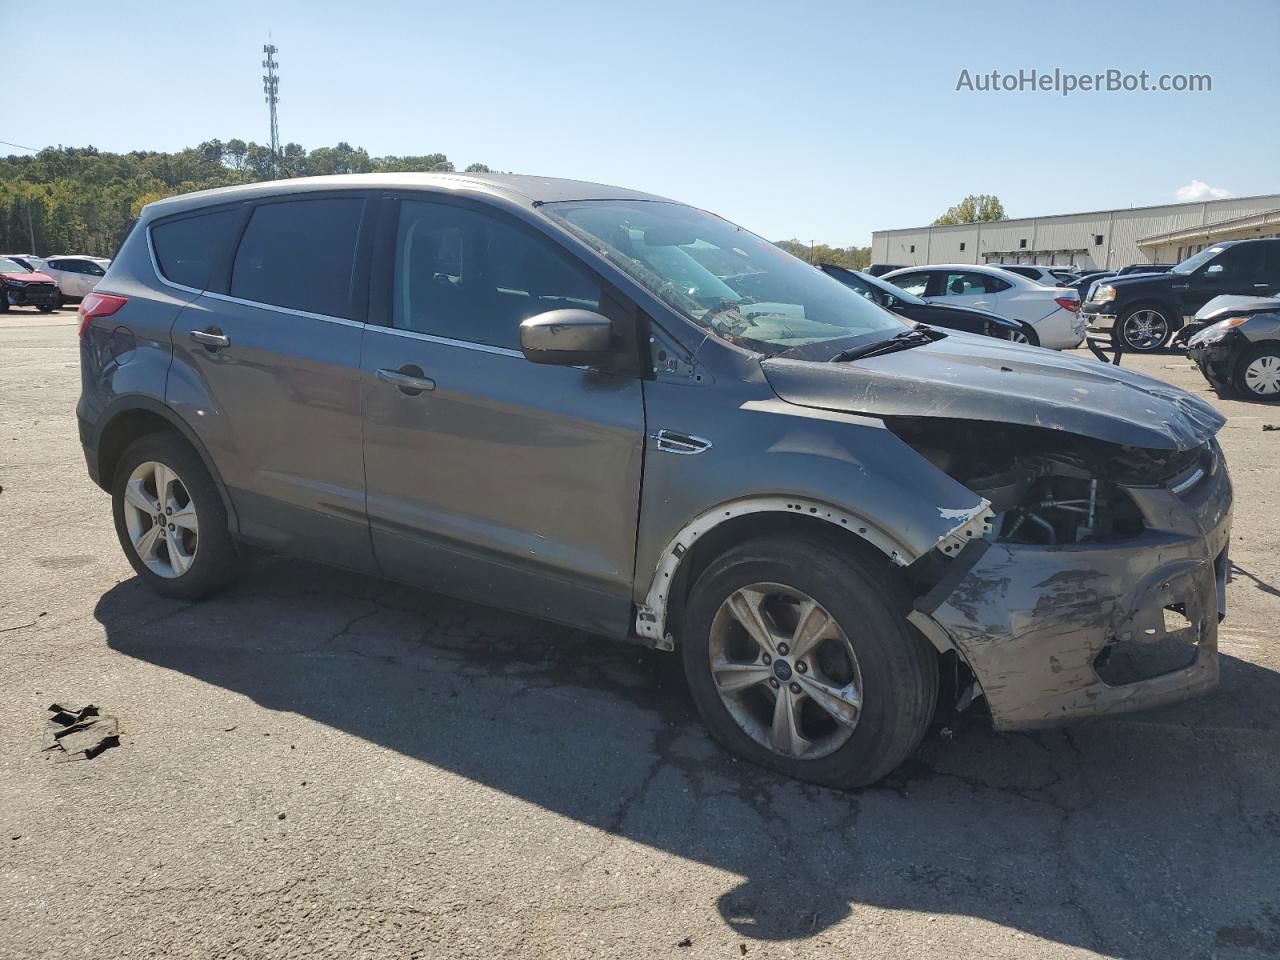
top-left (78, 174), bottom-right (1233, 787)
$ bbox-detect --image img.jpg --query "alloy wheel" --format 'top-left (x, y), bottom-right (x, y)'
top-left (1007, 329), bottom-right (1032, 344)
top-left (1121, 309), bottom-right (1169, 350)
top-left (708, 583), bottom-right (863, 760)
top-left (121, 460), bottom-right (199, 578)
top-left (1244, 354), bottom-right (1280, 396)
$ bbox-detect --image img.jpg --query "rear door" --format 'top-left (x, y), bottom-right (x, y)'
top-left (359, 195), bottom-right (646, 636)
top-left (938, 270), bottom-right (1001, 311)
top-left (162, 193), bottom-right (378, 572)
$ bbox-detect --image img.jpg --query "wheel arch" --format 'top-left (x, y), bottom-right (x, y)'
top-left (94, 396), bottom-right (240, 530)
top-left (635, 497), bottom-right (925, 651)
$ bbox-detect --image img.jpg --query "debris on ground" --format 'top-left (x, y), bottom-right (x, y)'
top-left (676, 937), bottom-right (693, 948)
top-left (42, 702), bottom-right (119, 761)
top-left (1264, 424), bottom-right (1279, 432)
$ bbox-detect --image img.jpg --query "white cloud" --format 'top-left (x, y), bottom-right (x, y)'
top-left (1175, 180), bottom-right (1232, 202)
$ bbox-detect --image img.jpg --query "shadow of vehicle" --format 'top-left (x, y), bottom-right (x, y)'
top-left (96, 558), bottom-right (1280, 958)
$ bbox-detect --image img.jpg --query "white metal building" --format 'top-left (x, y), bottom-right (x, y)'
top-left (871, 193), bottom-right (1280, 271)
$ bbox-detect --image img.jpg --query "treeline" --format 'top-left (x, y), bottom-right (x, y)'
top-left (775, 238), bottom-right (872, 270)
top-left (0, 141), bottom-right (492, 258)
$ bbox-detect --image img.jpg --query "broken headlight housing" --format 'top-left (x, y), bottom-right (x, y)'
top-left (882, 418), bottom-right (1189, 546)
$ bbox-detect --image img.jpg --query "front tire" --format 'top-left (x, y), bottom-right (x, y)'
top-left (681, 535), bottom-right (937, 788)
top-left (111, 432), bottom-right (242, 599)
top-left (1236, 344), bottom-right (1280, 401)
top-left (1118, 304), bottom-right (1174, 351)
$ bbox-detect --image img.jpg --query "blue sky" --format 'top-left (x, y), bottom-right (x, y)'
top-left (4, 0), bottom-right (1277, 245)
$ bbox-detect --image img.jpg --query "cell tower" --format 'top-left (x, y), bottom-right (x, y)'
top-left (262, 41), bottom-right (280, 177)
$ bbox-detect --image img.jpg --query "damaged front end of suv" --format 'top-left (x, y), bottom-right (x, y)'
top-left (892, 417), bottom-right (1231, 729)
top-left (761, 342), bottom-right (1231, 731)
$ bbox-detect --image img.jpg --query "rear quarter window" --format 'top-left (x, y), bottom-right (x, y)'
top-left (151, 208), bottom-right (244, 290)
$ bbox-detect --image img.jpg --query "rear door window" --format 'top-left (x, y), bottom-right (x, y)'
top-left (230, 197), bottom-right (365, 318)
top-left (152, 208), bottom-right (243, 291)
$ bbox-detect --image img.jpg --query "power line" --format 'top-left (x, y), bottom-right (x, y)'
top-left (262, 39), bottom-right (281, 178)
top-left (0, 139), bottom-right (39, 153)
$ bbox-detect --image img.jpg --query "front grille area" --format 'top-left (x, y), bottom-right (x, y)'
top-left (5, 282), bottom-right (59, 306)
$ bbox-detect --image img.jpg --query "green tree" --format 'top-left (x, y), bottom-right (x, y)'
top-left (774, 238), bottom-right (872, 270)
top-left (933, 194), bottom-right (1006, 225)
top-left (0, 140), bottom-right (490, 255)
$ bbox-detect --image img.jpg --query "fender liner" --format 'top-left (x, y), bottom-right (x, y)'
top-left (633, 495), bottom-right (991, 650)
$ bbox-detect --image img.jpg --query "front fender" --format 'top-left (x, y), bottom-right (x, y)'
top-left (633, 381), bottom-right (991, 647)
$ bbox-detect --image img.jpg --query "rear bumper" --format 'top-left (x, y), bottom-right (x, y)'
top-left (912, 454), bottom-right (1232, 729)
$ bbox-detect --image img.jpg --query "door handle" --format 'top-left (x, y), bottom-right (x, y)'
top-left (1254, 283), bottom-right (1271, 289)
top-left (190, 329), bottom-right (230, 349)
top-left (377, 366), bottom-right (436, 395)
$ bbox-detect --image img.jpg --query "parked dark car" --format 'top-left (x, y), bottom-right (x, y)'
top-left (0, 256), bottom-right (62, 312)
top-left (1187, 294), bottom-right (1280, 400)
top-left (818, 263), bottom-right (1038, 344)
top-left (78, 173), bottom-right (1232, 788)
top-left (1117, 263), bottom-right (1175, 276)
top-left (1082, 238), bottom-right (1280, 352)
top-left (865, 263), bottom-right (906, 277)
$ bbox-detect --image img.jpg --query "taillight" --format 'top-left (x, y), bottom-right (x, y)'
top-left (78, 292), bottom-right (128, 338)
top-left (1054, 296), bottom-right (1080, 313)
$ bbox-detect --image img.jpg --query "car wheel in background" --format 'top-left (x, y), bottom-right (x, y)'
top-left (1236, 344), bottom-right (1280, 402)
top-left (1118, 305), bottom-right (1174, 351)
top-left (681, 534), bottom-right (937, 788)
top-left (111, 432), bottom-right (243, 599)
top-left (1007, 325), bottom-right (1038, 346)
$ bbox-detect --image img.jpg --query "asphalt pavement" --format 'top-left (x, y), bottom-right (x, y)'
top-left (2, 307), bottom-right (1278, 959)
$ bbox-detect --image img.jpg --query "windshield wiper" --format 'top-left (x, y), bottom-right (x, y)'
top-left (829, 326), bottom-right (945, 363)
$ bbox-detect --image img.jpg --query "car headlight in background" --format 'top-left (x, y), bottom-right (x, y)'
top-left (1093, 284), bottom-right (1116, 303)
top-left (1189, 316), bottom-right (1248, 347)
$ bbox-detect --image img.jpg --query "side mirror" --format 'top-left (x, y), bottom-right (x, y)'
top-left (1205, 263), bottom-right (1224, 277)
top-left (519, 309), bottom-right (614, 366)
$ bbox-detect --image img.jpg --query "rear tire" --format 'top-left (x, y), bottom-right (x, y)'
top-left (680, 535), bottom-right (937, 788)
top-left (1008, 324), bottom-right (1039, 346)
top-left (111, 432), bottom-right (242, 599)
top-left (1235, 344), bottom-right (1280, 402)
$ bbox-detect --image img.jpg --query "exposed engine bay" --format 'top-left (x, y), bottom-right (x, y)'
top-left (885, 417), bottom-right (1214, 546)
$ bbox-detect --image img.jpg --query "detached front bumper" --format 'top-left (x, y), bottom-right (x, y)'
top-left (912, 452), bottom-right (1232, 730)
top-left (1187, 332), bottom-right (1245, 391)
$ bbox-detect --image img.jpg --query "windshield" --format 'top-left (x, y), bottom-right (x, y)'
top-left (0, 257), bottom-right (32, 273)
top-left (1172, 245), bottom-right (1227, 275)
top-left (543, 200), bottom-right (908, 356)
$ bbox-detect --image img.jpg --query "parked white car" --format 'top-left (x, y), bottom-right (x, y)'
top-left (40, 255), bottom-right (109, 301)
top-left (987, 264), bottom-right (1079, 287)
top-left (881, 264), bottom-right (1084, 349)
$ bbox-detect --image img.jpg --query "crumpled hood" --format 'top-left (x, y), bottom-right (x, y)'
top-left (0, 270), bottom-right (54, 284)
top-left (762, 335), bottom-right (1224, 451)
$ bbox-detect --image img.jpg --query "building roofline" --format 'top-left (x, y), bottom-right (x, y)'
top-left (1137, 206), bottom-right (1280, 245)
top-left (872, 192), bottom-right (1280, 237)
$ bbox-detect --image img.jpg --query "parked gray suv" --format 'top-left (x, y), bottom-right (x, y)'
top-left (79, 174), bottom-right (1233, 786)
